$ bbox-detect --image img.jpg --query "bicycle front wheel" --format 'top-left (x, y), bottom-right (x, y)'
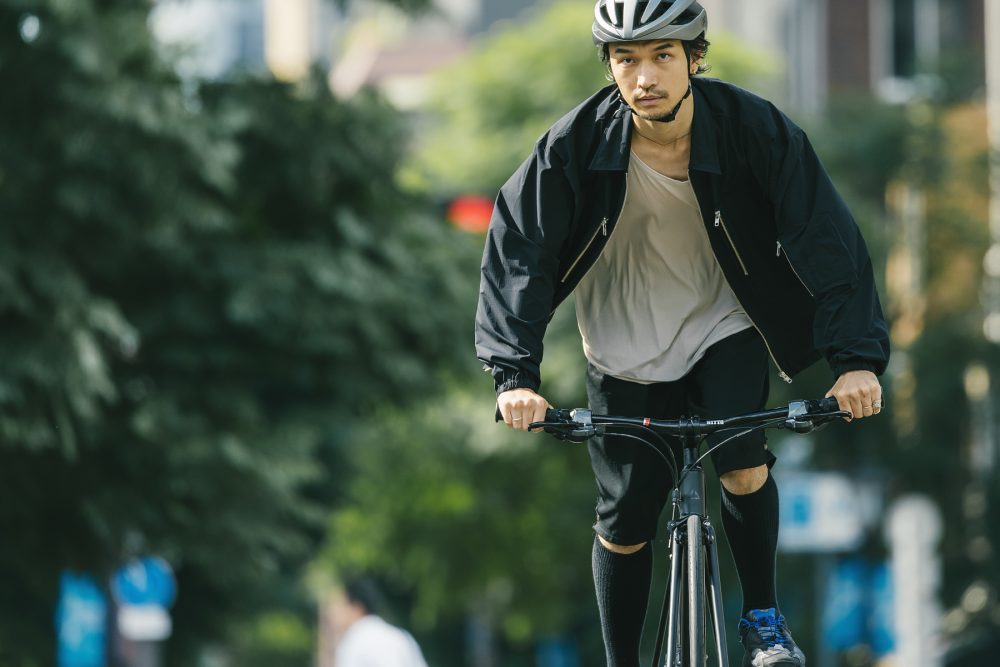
top-left (686, 514), bottom-right (706, 667)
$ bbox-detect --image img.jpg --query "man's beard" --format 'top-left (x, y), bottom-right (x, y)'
top-left (644, 84), bottom-right (692, 124)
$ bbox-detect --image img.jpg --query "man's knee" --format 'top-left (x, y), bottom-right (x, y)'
top-left (720, 464), bottom-right (769, 495)
top-left (597, 534), bottom-right (647, 555)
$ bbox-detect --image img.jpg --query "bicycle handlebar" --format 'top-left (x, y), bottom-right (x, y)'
top-left (529, 397), bottom-right (853, 442)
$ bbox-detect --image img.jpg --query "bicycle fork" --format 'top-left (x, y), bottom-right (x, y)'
top-left (651, 444), bottom-right (730, 667)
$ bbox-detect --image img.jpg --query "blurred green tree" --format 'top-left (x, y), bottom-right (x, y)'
top-left (0, 0), bottom-right (470, 664)
top-left (320, 381), bottom-right (598, 658)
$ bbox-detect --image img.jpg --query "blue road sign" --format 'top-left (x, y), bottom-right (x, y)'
top-left (536, 637), bottom-right (579, 667)
top-left (869, 563), bottom-right (895, 656)
top-left (822, 558), bottom-right (866, 650)
top-left (111, 556), bottom-right (176, 608)
top-left (778, 473), bottom-right (864, 552)
top-left (56, 572), bottom-right (107, 667)
top-left (821, 558), bottom-right (896, 655)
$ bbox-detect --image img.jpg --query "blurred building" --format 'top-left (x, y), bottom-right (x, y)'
top-left (150, 0), bottom-right (541, 106)
top-left (151, 0), bottom-right (337, 80)
top-left (328, 0), bottom-right (536, 108)
top-left (704, 0), bottom-right (986, 112)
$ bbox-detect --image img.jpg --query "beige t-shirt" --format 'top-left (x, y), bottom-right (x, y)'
top-left (574, 151), bottom-right (752, 383)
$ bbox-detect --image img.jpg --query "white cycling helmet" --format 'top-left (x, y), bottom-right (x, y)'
top-left (592, 0), bottom-right (708, 45)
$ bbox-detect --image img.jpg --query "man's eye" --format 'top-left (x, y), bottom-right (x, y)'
top-left (657, 53), bottom-right (670, 60)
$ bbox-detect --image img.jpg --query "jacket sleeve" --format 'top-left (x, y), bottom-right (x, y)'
top-left (752, 112), bottom-right (890, 378)
top-left (475, 138), bottom-right (575, 396)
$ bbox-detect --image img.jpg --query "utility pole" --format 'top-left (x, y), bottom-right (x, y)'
top-left (978, 0), bottom-right (999, 540)
top-left (985, 0), bottom-right (1000, 343)
top-left (962, 0), bottom-right (1000, 634)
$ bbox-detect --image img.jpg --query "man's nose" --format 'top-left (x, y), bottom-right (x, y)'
top-left (636, 65), bottom-right (657, 90)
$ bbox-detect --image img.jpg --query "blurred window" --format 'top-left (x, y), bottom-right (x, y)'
top-left (891, 0), bottom-right (917, 78)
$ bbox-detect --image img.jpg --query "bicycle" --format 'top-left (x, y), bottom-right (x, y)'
top-left (529, 396), bottom-right (850, 667)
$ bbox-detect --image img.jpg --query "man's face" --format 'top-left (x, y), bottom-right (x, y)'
top-left (327, 591), bottom-right (366, 636)
top-left (608, 39), bottom-right (697, 120)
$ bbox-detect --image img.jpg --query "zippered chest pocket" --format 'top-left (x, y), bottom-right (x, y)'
top-left (560, 216), bottom-right (609, 283)
top-left (777, 213), bottom-right (861, 295)
top-left (714, 210), bottom-right (749, 276)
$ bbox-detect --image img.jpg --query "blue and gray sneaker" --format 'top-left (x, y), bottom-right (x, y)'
top-left (738, 608), bottom-right (806, 666)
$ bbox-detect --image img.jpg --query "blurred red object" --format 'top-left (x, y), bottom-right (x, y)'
top-left (447, 195), bottom-right (493, 233)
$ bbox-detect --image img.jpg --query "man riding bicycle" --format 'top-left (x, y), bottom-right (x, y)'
top-left (475, 1), bottom-right (889, 665)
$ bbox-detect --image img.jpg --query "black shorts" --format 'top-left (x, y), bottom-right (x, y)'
top-left (586, 327), bottom-right (776, 545)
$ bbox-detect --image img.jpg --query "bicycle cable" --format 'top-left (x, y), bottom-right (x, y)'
top-left (610, 425), bottom-right (680, 479)
top-left (673, 418), bottom-right (787, 492)
top-left (601, 429), bottom-right (679, 486)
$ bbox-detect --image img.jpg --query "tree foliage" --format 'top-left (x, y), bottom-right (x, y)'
top-left (322, 382), bottom-right (596, 635)
top-left (0, 0), bottom-right (470, 664)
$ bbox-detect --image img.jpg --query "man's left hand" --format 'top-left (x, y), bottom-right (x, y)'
top-left (826, 370), bottom-right (882, 421)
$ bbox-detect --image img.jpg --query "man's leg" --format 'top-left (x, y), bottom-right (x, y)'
top-left (721, 468), bottom-right (806, 666)
top-left (719, 465), bottom-right (779, 616)
top-left (585, 364), bottom-right (681, 667)
top-left (592, 536), bottom-right (652, 667)
top-left (687, 328), bottom-right (804, 665)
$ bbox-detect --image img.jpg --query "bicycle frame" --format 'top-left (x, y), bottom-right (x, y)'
top-left (651, 435), bottom-right (729, 667)
top-left (530, 398), bottom-right (849, 667)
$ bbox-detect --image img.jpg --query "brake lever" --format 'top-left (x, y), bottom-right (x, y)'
top-left (553, 426), bottom-right (598, 442)
top-left (529, 408), bottom-right (601, 442)
top-left (783, 400), bottom-right (811, 432)
top-left (784, 400), bottom-right (851, 433)
top-left (527, 422), bottom-right (599, 441)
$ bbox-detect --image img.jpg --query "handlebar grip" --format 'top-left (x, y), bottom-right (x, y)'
top-left (816, 396), bottom-right (840, 413)
top-left (544, 408), bottom-right (575, 423)
top-left (813, 396), bottom-right (886, 413)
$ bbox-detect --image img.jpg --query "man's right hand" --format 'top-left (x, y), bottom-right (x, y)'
top-left (497, 388), bottom-right (550, 432)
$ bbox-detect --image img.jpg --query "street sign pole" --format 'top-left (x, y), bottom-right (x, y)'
top-left (110, 557), bottom-right (177, 667)
top-left (886, 495), bottom-right (943, 667)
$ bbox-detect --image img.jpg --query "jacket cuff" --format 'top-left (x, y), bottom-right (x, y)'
top-left (489, 367), bottom-right (541, 422)
top-left (493, 368), bottom-right (540, 396)
top-left (830, 359), bottom-right (879, 378)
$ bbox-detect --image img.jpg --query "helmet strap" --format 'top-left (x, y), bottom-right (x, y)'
top-left (649, 82), bottom-right (691, 123)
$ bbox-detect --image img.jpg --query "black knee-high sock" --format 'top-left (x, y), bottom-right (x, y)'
top-left (592, 538), bottom-right (652, 667)
top-left (720, 474), bottom-right (780, 617)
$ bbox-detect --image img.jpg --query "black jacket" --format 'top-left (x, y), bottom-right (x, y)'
top-left (475, 78), bottom-right (889, 395)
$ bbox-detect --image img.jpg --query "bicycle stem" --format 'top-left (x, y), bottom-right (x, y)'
top-left (675, 436), bottom-right (707, 520)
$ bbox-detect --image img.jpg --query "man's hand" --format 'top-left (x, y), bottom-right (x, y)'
top-left (826, 370), bottom-right (883, 421)
top-left (498, 388), bottom-right (551, 432)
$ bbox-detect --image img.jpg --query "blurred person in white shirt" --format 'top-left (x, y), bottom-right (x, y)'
top-left (331, 577), bottom-right (429, 667)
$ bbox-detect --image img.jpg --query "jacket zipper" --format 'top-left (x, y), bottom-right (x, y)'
top-left (752, 316), bottom-right (794, 383)
top-left (776, 241), bottom-right (814, 297)
top-left (711, 211), bottom-right (792, 383)
top-left (560, 217), bottom-right (607, 283)
top-left (714, 210), bottom-right (748, 276)
top-left (560, 179), bottom-right (628, 284)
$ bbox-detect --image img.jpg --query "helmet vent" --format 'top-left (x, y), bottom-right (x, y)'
top-left (599, 5), bottom-right (620, 28)
top-left (611, 0), bottom-right (625, 28)
top-left (648, 5), bottom-right (670, 23)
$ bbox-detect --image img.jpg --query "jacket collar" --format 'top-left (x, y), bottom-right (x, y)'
top-left (588, 78), bottom-right (721, 175)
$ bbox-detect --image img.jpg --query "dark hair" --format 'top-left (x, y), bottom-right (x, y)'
top-left (343, 577), bottom-right (386, 616)
top-left (598, 33), bottom-right (711, 79)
